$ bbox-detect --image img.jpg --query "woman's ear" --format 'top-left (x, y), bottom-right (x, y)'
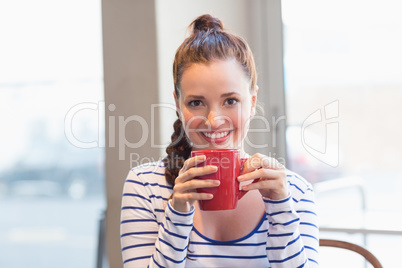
top-left (250, 85), bottom-right (259, 117)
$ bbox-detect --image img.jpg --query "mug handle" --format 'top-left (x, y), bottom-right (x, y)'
top-left (238, 158), bottom-right (260, 200)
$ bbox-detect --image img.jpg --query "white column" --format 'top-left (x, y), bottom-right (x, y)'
top-left (245, 0), bottom-right (287, 162)
top-left (102, 1), bottom-right (160, 267)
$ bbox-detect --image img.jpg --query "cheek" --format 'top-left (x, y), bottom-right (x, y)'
top-left (225, 109), bottom-right (248, 130)
top-left (237, 115), bottom-right (250, 133)
top-left (239, 102), bottom-right (252, 121)
top-left (180, 107), bottom-right (195, 123)
top-left (186, 118), bottom-right (203, 129)
top-left (181, 111), bottom-right (204, 130)
top-left (236, 105), bottom-right (252, 132)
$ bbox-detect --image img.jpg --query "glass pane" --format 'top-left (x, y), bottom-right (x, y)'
top-left (282, 1), bottom-right (402, 267)
top-left (0, 1), bottom-right (105, 267)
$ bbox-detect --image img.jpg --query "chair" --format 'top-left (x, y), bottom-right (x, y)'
top-left (319, 239), bottom-right (383, 268)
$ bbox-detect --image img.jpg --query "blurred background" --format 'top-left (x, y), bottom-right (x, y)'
top-left (0, 0), bottom-right (401, 267)
top-left (0, 0), bottom-right (105, 267)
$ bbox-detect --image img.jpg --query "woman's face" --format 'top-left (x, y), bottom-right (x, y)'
top-left (174, 59), bottom-right (257, 152)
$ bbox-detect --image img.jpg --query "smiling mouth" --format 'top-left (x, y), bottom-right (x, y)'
top-left (201, 131), bottom-right (231, 139)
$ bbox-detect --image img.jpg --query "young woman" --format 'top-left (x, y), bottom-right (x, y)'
top-left (120, 14), bottom-right (319, 267)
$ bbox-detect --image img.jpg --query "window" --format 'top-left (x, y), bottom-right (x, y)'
top-left (0, 1), bottom-right (105, 267)
top-left (282, 0), bottom-right (402, 267)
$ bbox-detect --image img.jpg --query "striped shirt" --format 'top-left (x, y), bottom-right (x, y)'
top-left (120, 161), bottom-right (319, 267)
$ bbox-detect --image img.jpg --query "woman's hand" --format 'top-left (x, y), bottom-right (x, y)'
top-left (237, 153), bottom-right (288, 200)
top-left (171, 155), bottom-right (220, 212)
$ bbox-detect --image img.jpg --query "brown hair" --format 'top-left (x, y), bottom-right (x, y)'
top-left (163, 14), bottom-right (257, 186)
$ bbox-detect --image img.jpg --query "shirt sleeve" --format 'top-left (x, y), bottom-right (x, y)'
top-left (120, 170), bottom-right (194, 268)
top-left (264, 183), bottom-right (319, 267)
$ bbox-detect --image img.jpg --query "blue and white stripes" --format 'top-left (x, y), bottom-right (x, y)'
top-left (120, 161), bottom-right (319, 267)
top-left (121, 162), bottom-right (192, 267)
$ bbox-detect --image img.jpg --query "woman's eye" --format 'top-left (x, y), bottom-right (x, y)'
top-left (189, 100), bottom-right (202, 107)
top-left (224, 98), bottom-right (239, 105)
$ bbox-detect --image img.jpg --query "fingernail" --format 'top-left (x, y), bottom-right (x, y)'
top-left (207, 194), bottom-right (214, 199)
top-left (213, 180), bottom-right (220, 185)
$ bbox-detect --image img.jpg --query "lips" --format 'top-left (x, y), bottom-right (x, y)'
top-left (200, 130), bottom-right (232, 143)
top-left (202, 131), bottom-right (229, 139)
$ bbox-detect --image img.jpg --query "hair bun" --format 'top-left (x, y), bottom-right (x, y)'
top-left (192, 14), bottom-right (224, 33)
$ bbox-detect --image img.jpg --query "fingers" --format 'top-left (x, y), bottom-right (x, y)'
top-left (177, 165), bottom-right (218, 184)
top-left (171, 191), bottom-right (214, 212)
top-left (172, 178), bottom-right (219, 212)
top-left (179, 155), bottom-right (206, 175)
top-left (239, 153), bottom-right (285, 182)
top-left (239, 169), bottom-right (287, 190)
top-left (241, 153), bottom-right (284, 175)
top-left (239, 168), bottom-right (288, 200)
top-left (238, 153), bottom-right (288, 200)
top-left (177, 192), bottom-right (214, 201)
top-left (178, 155), bottom-right (218, 182)
top-left (238, 168), bottom-right (283, 183)
top-left (172, 156), bottom-right (219, 212)
top-left (174, 178), bottom-right (220, 194)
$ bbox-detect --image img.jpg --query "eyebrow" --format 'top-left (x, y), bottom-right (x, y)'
top-left (186, 92), bottom-right (239, 99)
top-left (221, 92), bottom-right (239, 98)
top-left (186, 95), bottom-right (205, 100)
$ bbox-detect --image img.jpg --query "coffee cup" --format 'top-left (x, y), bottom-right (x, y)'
top-left (191, 149), bottom-right (250, 211)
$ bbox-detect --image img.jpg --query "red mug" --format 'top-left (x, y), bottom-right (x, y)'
top-left (191, 149), bottom-right (249, 211)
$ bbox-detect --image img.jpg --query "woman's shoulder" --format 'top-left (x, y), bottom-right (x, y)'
top-left (126, 160), bottom-right (172, 189)
top-left (123, 160), bottom-right (172, 216)
top-left (130, 160), bottom-right (166, 176)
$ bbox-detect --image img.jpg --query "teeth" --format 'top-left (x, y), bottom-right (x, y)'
top-left (203, 131), bottom-right (229, 139)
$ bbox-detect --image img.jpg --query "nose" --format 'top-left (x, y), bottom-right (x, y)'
top-left (205, 108), bottom-right (225, 129)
